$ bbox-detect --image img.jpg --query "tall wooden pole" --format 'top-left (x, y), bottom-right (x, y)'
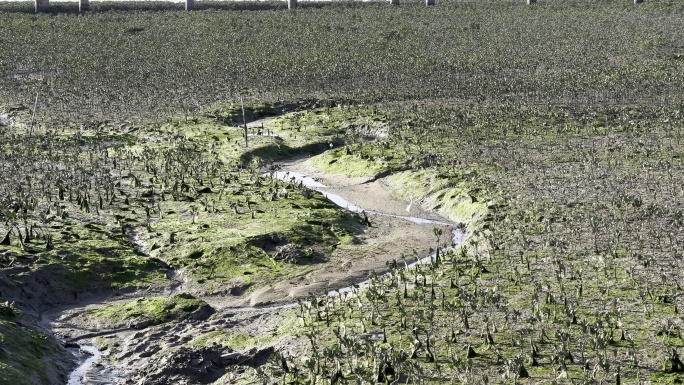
top-left (241, 96), bottom-right (248, 147)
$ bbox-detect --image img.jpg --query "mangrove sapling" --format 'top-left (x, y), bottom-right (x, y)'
top-left (483, 323), bottom-right (494, 346)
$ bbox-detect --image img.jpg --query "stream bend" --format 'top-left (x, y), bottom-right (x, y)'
top-left (220, 170), bottom-right (465, 313)
top-left (65, 168), bottom-right (464, 384)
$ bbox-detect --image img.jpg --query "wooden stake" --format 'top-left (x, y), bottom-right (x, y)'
top-left (241, 96), bottom-right (248, 147)
top-left (28, 91), bottom-right (38, 137)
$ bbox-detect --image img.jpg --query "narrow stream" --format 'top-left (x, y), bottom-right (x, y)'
top-left (221, 170), bottom-right (464, 313)
top-left (65, 168), bottom-right (464, 384)
top-left (271, 170), bottom-right (454, 226)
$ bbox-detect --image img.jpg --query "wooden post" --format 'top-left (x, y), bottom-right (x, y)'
top-left (241, 96), bottom-right (248, 147)
top-left (527, 0), bottom-right (536, 4)
top-left (185, 0), bottom-right (194, 11)
top-left (35, 0), bottom-right (49, 12)
top-left (634, 0), bottom-right (643, 3)
top-left (79, 0), bottom-right (90, 12)
top-left (389, 0), bottom-right (399, 4)
top-left (288, 0), bottom-right (297, 9)
top-left (426, 0), bottom-right (435, 5)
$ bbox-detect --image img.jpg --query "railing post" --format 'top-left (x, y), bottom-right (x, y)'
top-left (186, 0), bottom-right (194, 11)
top-left (426, 0), bottom-right (435, 5)
top-left (634, 0), bottom-right (643, 3)
top-left (389, 0), bottom-right (399, 4)
top-left (288, 0), bottom-right (297, 9)
top-left (79, 0), bottom-right (90, 12)
top-left (35, 0), bottom-right (49, 12)
top-left (527, 0), bottom-right (536, 4)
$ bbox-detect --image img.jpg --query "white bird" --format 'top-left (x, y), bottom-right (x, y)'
top-left (406, 196), bottom-right (413, 213)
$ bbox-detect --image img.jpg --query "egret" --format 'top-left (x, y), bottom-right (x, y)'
top-left (406, 196), bottom-right (413, 213)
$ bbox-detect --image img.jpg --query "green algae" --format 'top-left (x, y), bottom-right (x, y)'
top-left (88, 293), bottom-right (210, 326)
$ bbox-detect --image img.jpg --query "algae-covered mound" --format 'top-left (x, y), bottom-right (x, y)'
top-left (88, 293), bottom-right (213, 329)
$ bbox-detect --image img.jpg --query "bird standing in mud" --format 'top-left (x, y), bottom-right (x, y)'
top-left (406, 196), bottom-right (414, 213)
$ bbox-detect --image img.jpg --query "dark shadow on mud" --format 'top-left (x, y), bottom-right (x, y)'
top-left (241, 141), bottom-right (334, 164)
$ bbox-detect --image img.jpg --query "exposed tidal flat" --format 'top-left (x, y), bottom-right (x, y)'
top-left (2, 1), bottom-right (684, 383)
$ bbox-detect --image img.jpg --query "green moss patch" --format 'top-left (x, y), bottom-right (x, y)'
top-left (386, 169), bottom-right (489, 225)
top-left (88, 293), bottom-right (212, 328)
top-left (310, 149), bottom-right (389, 178)
top-left (188, 330), bottom-right (256, 349)
top-left (136, 164), bottom-right (363, 289)
top-left (1, 219), bottom-right (169, 293)
top-left (650, 372), bottom-right (684, 384)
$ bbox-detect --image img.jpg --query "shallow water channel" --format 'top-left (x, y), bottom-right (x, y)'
top-left (65, 169), bottom-right (464, 384)
top-left (66, 345), bottom-right (102, 385)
